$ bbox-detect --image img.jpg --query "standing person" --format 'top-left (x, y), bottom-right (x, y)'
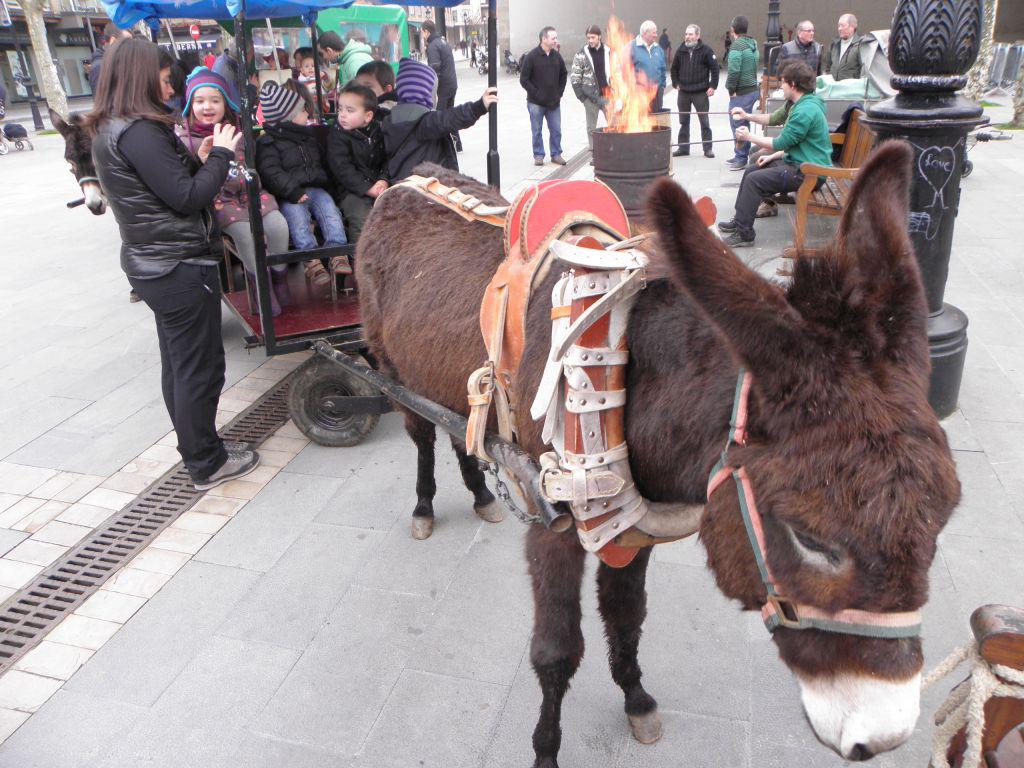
top-left (658, 27), bottom-right (672, 62)
top-left (631, 20), bottom-right (667, 112)
top-left (570, 24), bottom-right (609, 151)
top-left (718, 60), bottom-right (831, 247)
top-left (470, 39), bottom-right (477, 67)
top-left (337, 29), bottom-right (374, 87)
top-left (821, 14), bottom-right (863, 81)
top-left (670, 24), bottom-right (719, 158)
top-left (519, 27), bottom-right (567, 166)
top-left (423, 20), bottom-right (461, 152)
top-left (724, 15), bottom-right (759, 170)
top-left (778, 20), bottom-right (822, 75)
top-left (89, 22), bottom-right (131, 93)
top-left (85, 38), bottom-right (260, 490)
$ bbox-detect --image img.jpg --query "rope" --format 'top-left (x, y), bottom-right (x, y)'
top-left (922, 640), bottom-right (1024, 768)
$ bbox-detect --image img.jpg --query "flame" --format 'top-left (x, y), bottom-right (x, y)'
top-left (603, 16), bottom-right (656, 133)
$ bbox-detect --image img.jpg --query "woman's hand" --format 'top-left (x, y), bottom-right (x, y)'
top-left (481, 87), bottom-right (498, 108)
top-left (197, 135), bottom-right (214, 163)
top-left (212, 123), bottom-right (242, 153)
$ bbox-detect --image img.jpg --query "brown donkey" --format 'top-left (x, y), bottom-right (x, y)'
top-left (357, 141), bottom-right (960, 766)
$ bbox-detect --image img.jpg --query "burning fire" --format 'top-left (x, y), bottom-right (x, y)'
top-left (603, 16), bottom-right (657, 133)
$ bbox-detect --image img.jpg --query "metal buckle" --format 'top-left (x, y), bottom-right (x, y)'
top-left (766, 595), bottom-right (803, 629)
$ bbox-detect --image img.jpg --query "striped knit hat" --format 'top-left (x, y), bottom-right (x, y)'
top-left (395, 57), bottom-right (436, 109)
top-left (259, 81), bottom-right (303, 125)
top-left (183, 66), bottom-right (239, 116)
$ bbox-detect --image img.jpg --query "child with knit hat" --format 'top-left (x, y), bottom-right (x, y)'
top-left (177, 67), bottom-right (291, 316)
top-left (255, 80), bottom-right (351, 281)
top-left (382, 57), bottom-right (497, 182)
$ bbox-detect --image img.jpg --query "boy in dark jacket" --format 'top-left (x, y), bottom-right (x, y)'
top-left (382, 57), bottom-right (496, 183)
top-left (354, 60), bottom-right (398, 116)
top-left (256, 81), bottom-right (350, 279)
top-left (327, 84), bottom-right (387, 243)
top-left (670, 24), bottom-right (720, 158)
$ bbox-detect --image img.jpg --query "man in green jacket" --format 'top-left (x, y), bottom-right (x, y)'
top-left (725, 15), bottom-right (760, 170)
top-left (337, 29), bottom-right (374, 87)
top-left (821, 14), bottom-right (863, 81)
top-left (719, 60), bottom-right (832, 247)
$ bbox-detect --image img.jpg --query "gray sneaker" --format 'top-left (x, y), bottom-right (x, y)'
top-left (223, 440), bottom-right (249, 452)
top-left (194, 449), bottom-right (260, 491)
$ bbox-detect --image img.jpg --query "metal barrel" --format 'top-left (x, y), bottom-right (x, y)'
top-left (592, 125), bottom-right (672, 221)
top-left (312, 341), bottom-right (572, 532)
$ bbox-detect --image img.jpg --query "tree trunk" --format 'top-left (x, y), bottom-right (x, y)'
top-left (20, 0), bottom-right (69, 118)
top-left (964, 0), bottom-right (999, 101)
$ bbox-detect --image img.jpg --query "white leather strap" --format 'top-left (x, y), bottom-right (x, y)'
top-left (563, 346), bottom-right (629, 367)
top-left (565, 388), bottom-right (627, 413)
top-left (550, 239), bottom-right (649, 271)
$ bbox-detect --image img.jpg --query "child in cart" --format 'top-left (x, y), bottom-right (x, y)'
top-left (256, 80), bottom-right (351, 281)
top-left (353, 60), bottom-right (397, 115)
top-left (327, 83), bottom-right (388, 243)
top-left (176, 67), bottom-right (291, 316)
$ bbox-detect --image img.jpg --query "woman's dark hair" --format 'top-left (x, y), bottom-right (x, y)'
top-left (731, 16), bottom-right (749, 35)
top-left (778, 60), bottom-right (816, 94)
top-left (85, 37), bottom-right (175, 136)
top-left (356, 59), bottom-right (396, 90)
top-left (340, 83), bottom-right (377, 112)
top-left (293, 45), bottom-right (313, 61)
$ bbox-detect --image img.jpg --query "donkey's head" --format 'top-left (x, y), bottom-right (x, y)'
top-left (50, 108), bottom-right (106, 215)
top-left (648, 141), bottom-right (960, 760)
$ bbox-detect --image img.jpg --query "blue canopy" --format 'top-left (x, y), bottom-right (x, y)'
top-left (103, 0), bottom-right (468, 29)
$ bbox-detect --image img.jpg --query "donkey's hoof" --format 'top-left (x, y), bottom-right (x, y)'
top-left (474, 500), bottom-right (504, 523)
top-left (628, 710), bottom-right (663, 744)
top-left (411, 516), bottom-right (434, 540)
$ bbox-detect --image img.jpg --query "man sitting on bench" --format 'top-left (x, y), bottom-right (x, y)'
top-left (718, 60), bottom-right (831, 247)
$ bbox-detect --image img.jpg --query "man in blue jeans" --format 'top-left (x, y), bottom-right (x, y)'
top-left (520, 26), bottom-right (568, 166)
top-left (724, 15), bottom-right (760, 170)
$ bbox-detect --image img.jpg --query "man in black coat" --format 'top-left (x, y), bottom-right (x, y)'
top-left (519, 26), bottom-right (567, 166)
top-left (422, 20), bottom-right (462, 151)
top-left (89, 22), bottom-right (131, 94)
top-left (670, 24), bottom-right (720, 158)
top-left (778, 20), bottom-right (822, 75)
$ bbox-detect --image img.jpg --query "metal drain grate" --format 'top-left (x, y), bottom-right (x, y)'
top-left (0, 372), bottom-right (296, 672)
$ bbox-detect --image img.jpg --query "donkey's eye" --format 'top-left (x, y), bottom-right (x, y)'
top-left (789, 528), bottom-right (843, 568)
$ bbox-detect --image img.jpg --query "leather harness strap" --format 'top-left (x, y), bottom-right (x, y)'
top-left (387, 175), bottom-right (509, 227)
top-left (708, 370), bottom-right (924, 639)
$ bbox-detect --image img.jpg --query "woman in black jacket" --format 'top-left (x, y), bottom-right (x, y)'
top-left (86, 38), bottom-right (260, 490)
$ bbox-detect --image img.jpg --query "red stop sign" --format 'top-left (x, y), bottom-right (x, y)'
top-left (189, 23), bottom-right (201, 40)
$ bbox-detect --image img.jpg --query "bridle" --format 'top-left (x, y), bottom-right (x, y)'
top-left (707, 370), bottom-right (924, 639)
top-left (77, 175), bottom-right (101, 189)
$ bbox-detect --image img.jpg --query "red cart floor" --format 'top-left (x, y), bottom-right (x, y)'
top-left (223, 270), bottom-right (361, 341)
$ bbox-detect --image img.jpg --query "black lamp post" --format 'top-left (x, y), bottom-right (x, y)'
top-left (764, 0), bottom-right (782, 74)
top-left (863, 0), bottom-right (986, 418)
top-left (11, 29), bottom-right (45, 131)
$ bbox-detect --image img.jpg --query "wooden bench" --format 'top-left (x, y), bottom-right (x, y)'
top-left (789, 108), bottom-right (875, 254)
top-left (947, 604), bottom-right (1024, 767)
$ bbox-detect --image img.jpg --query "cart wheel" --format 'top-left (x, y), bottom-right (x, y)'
top-left (962, 160), bottom-right (974, 178)
top-left (0, 141), bottom-right (8, 156)
top-left (287, 354), bottom-right (380, 447)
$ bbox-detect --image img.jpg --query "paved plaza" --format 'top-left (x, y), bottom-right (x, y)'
top-left (0, 66), bottom-right (1022, 767)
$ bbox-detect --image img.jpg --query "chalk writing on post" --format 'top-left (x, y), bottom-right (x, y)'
top-left (906, 138), bottom-right (965, 241)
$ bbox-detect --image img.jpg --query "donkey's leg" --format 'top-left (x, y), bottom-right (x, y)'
top-left (596, 547), bottom-right (661, 744)
top-left (448, 436), bottom-right (503, 523)
top-left (526, 525), bottom-right (587, 768)
top-left (404, 411), bottom-right (437, 540)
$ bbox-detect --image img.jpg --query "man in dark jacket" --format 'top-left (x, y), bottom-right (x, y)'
top-left (382, 57), bottom-right (495, 181)
top-left (88, 22), bottom-right (131, 93)
top-left (778, 20), bottom-right (822, 75)
top-left (520, 26), bottom-right (567, 166)
top-left (670, 24), bottom-right (719, 158)
top-left (821, 13), bottom-right (863, 81)
top-left (422, 20), bottom-right (462, 151)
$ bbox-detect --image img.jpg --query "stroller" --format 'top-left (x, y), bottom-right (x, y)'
top-left (0, 122), bottom-right (34, 155)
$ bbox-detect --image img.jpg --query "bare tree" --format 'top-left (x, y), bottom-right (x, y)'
top-left (1014, 61), bottom-right (1024, 128)
top-left (19, 0), bottom-right (69, 118)
top-left (964, 0), bottom-right (999, 101)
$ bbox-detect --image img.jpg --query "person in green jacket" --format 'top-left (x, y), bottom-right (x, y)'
top-left (724, 15), bottom-right (760, 169)
top-left (337, 29), bottom-right (375, 88)
top-left (719, 60), bottom-right (832, 247)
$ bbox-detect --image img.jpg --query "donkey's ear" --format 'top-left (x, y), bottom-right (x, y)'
top-left (645, 177), bottom-right (806, 378)
top-left (49, 108), bottom-right (71, 138)
top-left (835, 140), bottom-right (929, 363)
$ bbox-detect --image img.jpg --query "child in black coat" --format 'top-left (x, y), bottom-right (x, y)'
top-left (255, 81), bottom-right (350, 279)
top-left (327, 84), bottom-right (388, 243)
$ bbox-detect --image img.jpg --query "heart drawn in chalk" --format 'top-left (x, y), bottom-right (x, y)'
top-left (917, 145), bottom-right (957, 209)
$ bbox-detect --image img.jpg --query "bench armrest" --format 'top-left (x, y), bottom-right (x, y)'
top-left (799, 163), bottom-right (858, 181)
top-left (830, 133), bottom-right (846, 146)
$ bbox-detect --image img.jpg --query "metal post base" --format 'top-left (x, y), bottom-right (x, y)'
top-left (928, 302), bottom-right (969, 419)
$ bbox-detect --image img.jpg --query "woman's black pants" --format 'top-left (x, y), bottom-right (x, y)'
top-left (129, 263), bottom-right (227, 482)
